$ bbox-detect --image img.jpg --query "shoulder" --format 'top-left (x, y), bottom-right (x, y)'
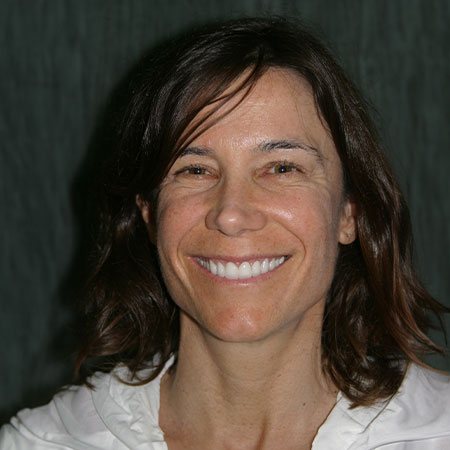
top-left (314, 364), bottom-right (450, 450)
top-left (360, 364), bottom-right (450, 449)
top-left (0, 364), bottom-right (169, 449)
top-left (0, 373), bottom-right (116, 449)
top-left (384, 364), bottom-right (450, 424)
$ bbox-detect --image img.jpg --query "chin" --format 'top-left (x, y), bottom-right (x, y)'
top-left (199, 306), bottom-right (280, 343)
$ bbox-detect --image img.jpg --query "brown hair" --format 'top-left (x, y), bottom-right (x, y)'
top-left (76, 16), bottom-right (448, 406)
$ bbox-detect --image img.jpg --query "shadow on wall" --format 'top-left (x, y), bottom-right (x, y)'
top-left (0, 28), bottom-right (187, 425)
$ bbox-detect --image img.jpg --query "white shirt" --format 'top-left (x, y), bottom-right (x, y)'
top-left (1, 361), bottom-right (450, 449)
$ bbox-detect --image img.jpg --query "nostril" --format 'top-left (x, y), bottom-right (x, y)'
top-left (205, 202), bottom-right (266, 236)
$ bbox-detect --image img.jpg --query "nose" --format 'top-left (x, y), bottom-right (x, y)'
top-left (205, 178), bottom-right (267, 236)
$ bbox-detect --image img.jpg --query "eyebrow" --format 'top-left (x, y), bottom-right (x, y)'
top-left (179, 146), bottom-right (212, 157)
top-left (180, 139), bottom-right (324, 162)
top-left (257, 139), bottom-right (323, 160)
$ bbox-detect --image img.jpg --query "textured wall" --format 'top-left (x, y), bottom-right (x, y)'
top-left (1, 0), bottom-right (449, 422)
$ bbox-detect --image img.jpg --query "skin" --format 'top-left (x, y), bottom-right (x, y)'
top-left (138, 69), bottom-right (356, 450)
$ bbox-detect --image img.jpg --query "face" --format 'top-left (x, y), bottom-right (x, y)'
top-left (139, 69), bottom-right (356, 343)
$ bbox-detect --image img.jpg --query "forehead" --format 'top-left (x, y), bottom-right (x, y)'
top-left (185, 68), bottom-right (336, 161)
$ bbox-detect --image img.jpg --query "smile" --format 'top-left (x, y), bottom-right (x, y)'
top-left (196, 256), bottom-right (287, 280)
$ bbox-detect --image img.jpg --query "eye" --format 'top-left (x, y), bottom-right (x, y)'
top-left (268, 161), bottom-right (304, 175)
top-left (175, 164), bottom-right (209, 176)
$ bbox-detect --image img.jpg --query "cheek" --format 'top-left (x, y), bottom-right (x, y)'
top-left (154, 201), bottom-right (195, 308)
top-left (273, 190), bottom-right (341, 242)
top-left (155, 194), bottom-right (209, 282)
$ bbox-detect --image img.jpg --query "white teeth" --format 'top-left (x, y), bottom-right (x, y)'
top-left (225, 262), bottom-right (239, 279)
top-left (238, 262), bottom-right (252, 279)
top-left (198, 256), bottom-right (286, 280)
top-left (209, 260), bottom-right (218, 275)
top-left (261, 258), bottom-right (269, 273)
top-left (251, 260), bottom-right (261, 277)
top-left (217, 262), bottom-right (225, 277)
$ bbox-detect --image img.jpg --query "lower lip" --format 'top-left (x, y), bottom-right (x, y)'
top-left (192, 258), bottom-right (288, 284)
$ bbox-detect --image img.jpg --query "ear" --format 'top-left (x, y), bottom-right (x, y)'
top-left (136, 195), bottom-right (156, 242)
top-left (338, 199), bottom-right (357, 245)
top-left (136, 195), bottom-right (151, 223)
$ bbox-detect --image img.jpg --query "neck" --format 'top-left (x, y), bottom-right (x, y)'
top-left (160, 306), bottom-right (337, 449)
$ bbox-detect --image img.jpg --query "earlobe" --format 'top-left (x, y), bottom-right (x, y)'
top-left (338, 200), bottom-right (357, 245)
top-left (136, 195), bottom-right (157, 242)
top-left (136, 195), bottom-right (151, 224)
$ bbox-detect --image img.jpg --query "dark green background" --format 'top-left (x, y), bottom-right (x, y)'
top-left (1, 0), bottom-right (449, 422)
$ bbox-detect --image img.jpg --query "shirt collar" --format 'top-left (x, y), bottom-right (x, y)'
top-left (91, 357), bottom-right (175, 449)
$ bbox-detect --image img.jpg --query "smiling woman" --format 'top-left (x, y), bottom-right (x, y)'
top-left (144, 70), bottom-right (355, 348)
top-left (1, 16), bottom-right (450, 450)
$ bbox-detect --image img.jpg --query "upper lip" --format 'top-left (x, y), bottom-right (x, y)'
top-left (192, 255), bottom-right (289, 264)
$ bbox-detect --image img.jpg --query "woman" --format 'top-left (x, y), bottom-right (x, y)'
top-left (1, 16), bottom-right (449, 450)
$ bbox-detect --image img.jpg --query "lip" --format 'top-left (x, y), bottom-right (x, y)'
top-left (192, 255), bottom-right (288, 264)
top-left (192, 255), bottom-right (290, 282)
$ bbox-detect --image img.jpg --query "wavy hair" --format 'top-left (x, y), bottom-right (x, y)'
top-left (76, 16), bottom-right (447, 406)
